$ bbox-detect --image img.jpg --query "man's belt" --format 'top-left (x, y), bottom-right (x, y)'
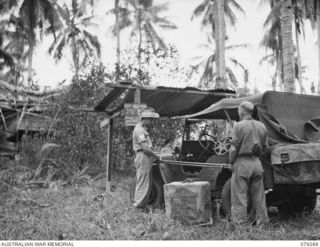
top-left (237, 153), bottom-right (259, 157)
top-left (135, 149), bottom-right (143, 153)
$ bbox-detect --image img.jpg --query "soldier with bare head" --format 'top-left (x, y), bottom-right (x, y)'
top-left (229, 101), bottom-right (269, 225)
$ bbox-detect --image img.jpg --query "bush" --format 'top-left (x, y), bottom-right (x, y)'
top-left (46, 65), bottom-right (109, 177)
top-left (19, 64), bottom-right (183, 181)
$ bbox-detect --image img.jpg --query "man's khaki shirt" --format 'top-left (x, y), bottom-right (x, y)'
top-left (231, 116), bottom-right (268, 157)
top-left (132, 122), bottom-right (152, 152)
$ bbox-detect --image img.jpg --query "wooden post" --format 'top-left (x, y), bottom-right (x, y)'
top-left (106, 118), bottom-right (114, 191)
top-left (134, 88), bottom-right (141, 104)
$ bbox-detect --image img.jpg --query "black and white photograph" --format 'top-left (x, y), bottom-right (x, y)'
top-left (0, 0), bottom-right (320, 244)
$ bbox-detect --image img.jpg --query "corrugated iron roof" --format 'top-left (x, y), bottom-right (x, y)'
top-left (94, 84), bottom-right (236, 117)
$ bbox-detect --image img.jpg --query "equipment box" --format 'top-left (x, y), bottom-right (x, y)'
top-left (164, 181), bottom-right (212, 224)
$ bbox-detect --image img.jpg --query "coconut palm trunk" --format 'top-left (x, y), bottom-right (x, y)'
top-left (214, 0), bottom-right (227, 89)
top-left (27, 41), bottom-right (34, 87)
top-left (72, 0), bottom-right (79, 84)
top-left (26, 1), bottom-right (36, 88)
top-left (317, 2), bottom-right (320, 94)
top-left (115, 0), bottom-right (120, 81)
top-left (72, 35), bottom-right (79, 84)
top-left (295, 22), bottom-right (303, 94)
top-left (137, 5), bottom-right (143, 84)
top-left (276, 55), bottom-right (283, 91)
top-left (280, 0), bottom-right (295, 93)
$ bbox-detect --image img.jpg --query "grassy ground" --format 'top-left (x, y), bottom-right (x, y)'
top-left (0, 173), bottom-right (320, 240)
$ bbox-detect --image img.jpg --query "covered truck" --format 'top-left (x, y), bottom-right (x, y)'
top-left (158, 91), bottom-right (320, 215)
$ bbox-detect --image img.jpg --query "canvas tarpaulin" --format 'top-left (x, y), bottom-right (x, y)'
top-left (180, 91), bottom-right (320, 184)
top-left (271, 143), bottom-right (320, 164)
top-left (181, 91), bottom-right (320, 145)
top-left (256, 107), bottom-right (307, 145)
top-left (270, 143), bottom-right (320, 184)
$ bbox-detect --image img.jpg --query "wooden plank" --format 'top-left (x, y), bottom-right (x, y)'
top-left (100, 118), bottom-right (110, 128)
top-left (94, 87), bottom-right (126, 111)
top-left (160, 159), bottom-right (231, 169)
top-left (134, 88), bottom-right (141, 104)
top-left (106, 118), bottom-right (114, 190)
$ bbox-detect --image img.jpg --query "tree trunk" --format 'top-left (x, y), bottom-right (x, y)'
top-left (276, 55), bottom-right (283, 91)
top-left (27, 40), bottom-right (33, 88)
top-left (272, 75), bottom-right (276, 91)
top-left (115, 0), bottom-right (120, 82)
top-left (280, 0), bottom-right (295, 93)
top-left (295, 20), bottom-right (303, 94)
top-left (72, 36), bottom-right (79, 84)
top-left (72, 0), bottom-right (79, 84)
top-left (214, 0), bottom-right (226, 89)
top-left (317, 2), bottom-right (320, 95)
top-left (137, 3), bottom-right (143, 84)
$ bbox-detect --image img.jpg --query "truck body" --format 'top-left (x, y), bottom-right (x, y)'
top-left (154, 91), bottom-right (320, 214)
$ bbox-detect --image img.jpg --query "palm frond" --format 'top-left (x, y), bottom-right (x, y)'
top-left (200, 3), bottom-right (214, 28)
top-left (225, 43), bottom-right (251, 51)
top-left (224, 3), bottom-right (238, 27)
top-left (263, 3), bottom-right (280, 28)
top-left (107, 6), bottom-right (132, 31)
top-left (82, 29), bottom-right (101, 57)
top-left (199, 54), bottom-right (216, 84)
top-left (150, 15), bottom-right (177, 29)
top-left (49, 32), bottom-right (68, 61)
top-left (227, 0), bottom-right (245, 15)
top-left (228, 57), bottom-right (247, 71)
top-left (259, 54), bottom-right (276, 65)
top-left (145, 22), bottom-right (166, 51)
top-left (191, 0), bottom-right (210, 20)
top-left (148, 3), bottom-right (170, 14)
top-left (226, 66), bottom-right (238, 87)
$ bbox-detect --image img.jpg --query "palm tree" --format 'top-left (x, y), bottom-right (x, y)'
top-left (0, 11), bottom-right (31, 88)
top-left (260, 0), bottom-right (283, 90)
top-left (214, 0), bottom-right (226, 89)
top-left (0, 5), bottom-right (13, 71)
top-left (48, 0), bottom-right (101, 84)
top-left (108, 0), bottom-right (177, 81)
top-left (191, 0), bottom-right (245, 34)
top-left (191, 35), bottom-right (250, 89)
top-left (261, 0), bottom-right (306, 93)
top-left (6, 0), bottom-right (61, 87)
top-left (292, 0), bottom-right (307, 93)
top-left (280, 0), bottom-right (296, 93)
top-left (317, 1), bottom-right (320, 94)
top-left (191, 0), bottom-right (244, 89)
top-left (302, 0), bottom-right (320, 94)
top-left (115, 0), bottom-right (120, 81)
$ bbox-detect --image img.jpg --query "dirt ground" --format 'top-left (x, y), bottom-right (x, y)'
top-left (0, 174), bottom-right (320, 240)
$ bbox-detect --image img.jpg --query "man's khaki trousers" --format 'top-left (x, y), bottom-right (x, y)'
top-left (231, 156), bottom-right (268, 225)
top-left (133, 152), bottom-right (153, 208)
